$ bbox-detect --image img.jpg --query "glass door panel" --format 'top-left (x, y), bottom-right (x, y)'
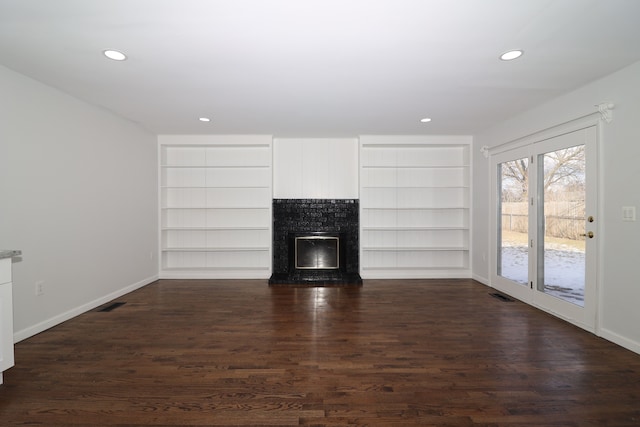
top-left (491, 124), bottom-right (597, 332)
top-left (498, 157), bottom-right (529, 286)
top-left (532, 125), bottom-right (596, 331)
top-left (537, 145), bottom-right (586, 306)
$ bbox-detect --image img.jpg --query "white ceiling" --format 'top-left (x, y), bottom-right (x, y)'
top-left (1, 0), bottom-right (640, 137)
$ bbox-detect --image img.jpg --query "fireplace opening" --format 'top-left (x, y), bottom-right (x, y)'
top-left (269, 199), bottom-right (362, 286)
top-left (289, 232), bottom-right (345, 273)
top-left (295, 236), bottom-right (339, 270)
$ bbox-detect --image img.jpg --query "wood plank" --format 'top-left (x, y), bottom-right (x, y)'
top-left (2, 279), bottom-right (639, 426)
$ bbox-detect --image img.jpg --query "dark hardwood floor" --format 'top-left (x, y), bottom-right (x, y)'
top-left (1, 279), bottom-right (639, 426)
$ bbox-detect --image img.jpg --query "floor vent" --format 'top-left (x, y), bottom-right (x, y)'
top-left (98, 302), bottom-right (126, 312)
top-left (490, 293), bottom-right (514, 302)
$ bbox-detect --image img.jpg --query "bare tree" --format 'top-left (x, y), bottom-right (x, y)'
top-left (501, 158), bottom-right (529, 201)
top-left (500, 145), bottom-right (585, 198)
top-left (542, 145), bottom-right (585, 191)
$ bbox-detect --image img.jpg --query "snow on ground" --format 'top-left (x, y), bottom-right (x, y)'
top-left (500, 243), bottom-right (585, 306)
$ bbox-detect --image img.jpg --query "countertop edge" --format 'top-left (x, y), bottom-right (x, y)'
top-left (0, 250), bottom-right (22, 260)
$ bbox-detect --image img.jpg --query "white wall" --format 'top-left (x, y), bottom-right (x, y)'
top-left (473, 60), bottom-right (640, 353)
top-left (0, 65), bottom-right (158, 341)
top-left (273, 138), bottom-right (359, 199)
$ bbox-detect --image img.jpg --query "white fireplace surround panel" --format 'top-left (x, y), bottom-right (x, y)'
top-left (273, 137), bottom-right (359, 199)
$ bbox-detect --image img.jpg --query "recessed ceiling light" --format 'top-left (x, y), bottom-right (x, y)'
top-left (500, 50), bottom-right (523, 61)
top-left (199, 117), bottom-right (211, 122)
top-left (420, 117), bottom-right (432, 123)
top-left (103, 49), bottom-right (127, 61)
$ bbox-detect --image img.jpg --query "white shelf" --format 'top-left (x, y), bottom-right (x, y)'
top-left (362, 226), bottom-right (467, 231)
top-left (362, 247), bottom-right (468, 251)
top-left (161, 187), bottom-right (270, 190)
top-left (161, 165), bottom-right (270, 168)
top-left (361, 165), bottom-right (469, 169)
top-left (162, 247), bottom-right (270, 252)
top-left (363, 266), bottom-right (469, 271)
top-left (159, 137), bottom-right (272, 279)
top-left (162, 227), bottom-right (268, 231)
top-left (361, 206), bottom-right (468, 210)
top-left (359, 137), bottom-right (471, 279)
top-left (162, 266), bottom-right (269, 270)
top-left (161, 207), bottom-right (269, 210)
top-left (361, 186), bottom-right (470, 189)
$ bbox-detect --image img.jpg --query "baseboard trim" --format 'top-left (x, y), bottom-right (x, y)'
top-left (599, 328), bottom-right (640, 355)
top-left (159, 270), bottom-right (270, 279)
top-left (13, 274), bottom-right (159, 343)
top-left (472, 274), bottom-right (490, 286)
top-left (360, 270), bottom-right (472, 280)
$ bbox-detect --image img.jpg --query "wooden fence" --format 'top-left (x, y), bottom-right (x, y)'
top-left (501, 214), bottom-right (584, 240)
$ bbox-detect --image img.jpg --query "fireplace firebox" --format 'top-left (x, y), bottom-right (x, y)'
top-left (294, 234), bottom-right (340, 270)
top-left (269, 199), bottom-right (362, 286)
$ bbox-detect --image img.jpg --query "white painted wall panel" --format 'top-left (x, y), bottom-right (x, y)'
top-left (273, 139), bottom-right (303, 197)
top-left (0, 65), bottom-right (158, 342)
top-left (473, 60), bottom-right (640, 354)
top-left (328, 139), bottom-right (359, 198)
top-left (301, 141), bottom-right (328, 198)
top-left (273, 138), bottom-right (358, 199)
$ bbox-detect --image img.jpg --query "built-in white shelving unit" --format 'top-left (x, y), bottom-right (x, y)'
top-left (159, 136), bottom-right (272, 279)
top-left (359, 136), bottom-right (471, 278)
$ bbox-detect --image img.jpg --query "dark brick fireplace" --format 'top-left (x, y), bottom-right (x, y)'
top-left (269, 199), bottom-right (363, 286)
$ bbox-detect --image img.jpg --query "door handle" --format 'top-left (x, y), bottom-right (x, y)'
top-left (581, 231), bottom-right (594, 238)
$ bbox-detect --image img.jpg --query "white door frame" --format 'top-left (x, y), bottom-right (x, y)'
top-left (488, 114), bottom-right (601, 333)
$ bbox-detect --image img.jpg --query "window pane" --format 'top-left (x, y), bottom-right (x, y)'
top-left (498, 158), bottom-right (529, 285)
top-left (537, 145), bottom-right (585, 306)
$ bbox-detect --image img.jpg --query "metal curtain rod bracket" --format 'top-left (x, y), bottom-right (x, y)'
top-left (595, 102), bottom-right (615, 123)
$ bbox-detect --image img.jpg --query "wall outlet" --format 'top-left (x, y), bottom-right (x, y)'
top-left (35, 280), bottom-right (45, 296)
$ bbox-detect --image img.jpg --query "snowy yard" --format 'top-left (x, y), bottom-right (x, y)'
top-left (500, 232), bottom-right (585, 306)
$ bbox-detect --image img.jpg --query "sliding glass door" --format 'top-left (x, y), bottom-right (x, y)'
top-left (493, 147), bottom-right (532, 303)
top-left (497, 156), bottom-right (529, 285)
top-left (491, 126), bottom-right (598, 331)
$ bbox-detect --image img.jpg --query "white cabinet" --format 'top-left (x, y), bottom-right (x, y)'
top-left (159, 136), bottom-right (272, 279)
top-left (1, 257), bottom-right (15, 385)
top-left (359, 136), bottom-right (471, 278)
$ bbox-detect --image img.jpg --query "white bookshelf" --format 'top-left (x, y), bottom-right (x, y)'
top-left (359, 136), bottom-right (471, 278)
top-left (158, 136), bottom-right (272, 279)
